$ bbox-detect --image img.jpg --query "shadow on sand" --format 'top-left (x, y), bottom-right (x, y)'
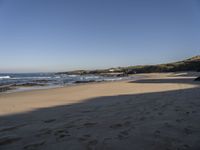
top-left (0, 78), bottom-right (200, 150)
top-left (129, 78), bottom-right (198, 84)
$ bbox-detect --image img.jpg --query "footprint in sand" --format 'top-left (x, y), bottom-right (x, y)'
top-left (184, 128), bottom-right (192, 135)
top-left (176, 118), bottom-right (184, 123)
top-left (153, 107), bottom-right (158, 111)
top-left (102, 138), bottom-right (112, 144)
top-left (164, 122), bottom-right (173, 128)
top-left (110, 123), bottom-right (123, 129)
top-left (124, 121), bottom-right (131, 126)
top-left (0, 124), bottom-right (26, 132)
top-left (183, 144), bottom-right (190, 149)
top-left (110, 121), bottom-right (131, 129)
top-left (88, 139), bottom-right (98, 145)
top-left (54, 129), bottom-right (70, 141)
top-left (154, 130), bottom-right (161, 138)
top-left (174, 106), bottom-right (181, 112)
top-left (44, 119), bottom-right (56, 123)
top-left (139, 116), bottom-right (146, 121)
top-left (118, 130), bottom-right (130, 140)
top-left (78, 137), bottom-right (87, 142)
top-left (145, 111), bottom-right (151, 115)
top-left (86, 139), bottom-right (98, 150)
top-left (64, 124), bottom-right (76, 129)
top-left (83, 122), bottom-right (98, 127)
top-left (123, 116), bottom-right (132, 120)
top-left (78, 135), bottom-right (98, 150)
top-left (36, 128), bottom-right (52, 137)
top-left (81, 110), bottom-right (93, 113)
top-left (0, 135), bottom-right (21, 146)
top-left (192, 110), bottom-right (196, 114)
top-left (23, 141), bottom-right (45, 150)
top-left (78, 134), bottom-right (91, 142)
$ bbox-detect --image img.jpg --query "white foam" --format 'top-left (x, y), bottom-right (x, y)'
top-left (103, 78), bottom-right (123, 81)
top-left (54, 76), bottom-right (61, 79)
top-left (11, 77), bottom-right (52, 80)
top-left (68, 75), bottom-right (78, 77)
top-left (0, 76), bottom-right (10, 79)
top-left (84, 76), bottom-right (100, 80)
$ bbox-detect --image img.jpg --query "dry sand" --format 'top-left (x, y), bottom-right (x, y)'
top-left (0, 73), bottom-right (200, 150)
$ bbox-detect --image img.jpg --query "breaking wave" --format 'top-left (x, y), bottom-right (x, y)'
top-left (0, 76), bottom-right (11, 79)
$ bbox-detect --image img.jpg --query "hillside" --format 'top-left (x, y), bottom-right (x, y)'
top-left (57, 56), bottom-right (200, 75)
top-left (123, 55), bottom-right (200, 74)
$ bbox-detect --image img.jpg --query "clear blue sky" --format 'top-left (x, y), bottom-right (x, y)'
top-left (0, 0), bottom-right (200, 73)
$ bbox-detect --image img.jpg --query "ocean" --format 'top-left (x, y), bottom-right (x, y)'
top-left (0, 73), bottom-right (133, 92)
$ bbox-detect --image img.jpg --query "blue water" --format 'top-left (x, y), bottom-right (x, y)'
top-left (0, 73), bottom-right (131, 87)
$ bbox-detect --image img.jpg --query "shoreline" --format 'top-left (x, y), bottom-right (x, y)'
top-left (0, 73), bottom-right (198, 116)
top-left (0, 74), bottom-right (144, 95)
top-left (0, 72), bottom-right (198, 96)
top-left (1, 71), bottom-right (198, 95)
top-left (0, 73), bottom-right (200, 150)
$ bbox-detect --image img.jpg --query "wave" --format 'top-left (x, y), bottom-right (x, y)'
top-left (11, 77), bottom-right (53, 80)
top-left (103, 77), bottom-right (123, 81)
top-left (68, 75), bottom-right (78, 77)
top-left (0, 76), bottom-right (11, 79)
top-left (84, 76), bottom-right (100, 80)
top-left (54, 76), bottom-right (61, 79)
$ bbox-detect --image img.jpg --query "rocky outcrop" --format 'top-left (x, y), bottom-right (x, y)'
top-left (74, 80), bottom-right (96, 84)
top-left (14, 83), bottom-right (45, 87)
top-left (0, 85), bottom-right (12, 92)
top-left (194, 76), bottom-right (200, 81)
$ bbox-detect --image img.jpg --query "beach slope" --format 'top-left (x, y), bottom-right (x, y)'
top-left (0, 73), bottom-right (200, 150)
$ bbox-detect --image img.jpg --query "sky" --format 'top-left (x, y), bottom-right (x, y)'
top-left (0, 0), bottom-right (200, 73)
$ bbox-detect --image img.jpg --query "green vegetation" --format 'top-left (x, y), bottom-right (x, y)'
top-left (123, 56), bottom-right (200, 74)
top-left (57, 56), bottom-right (200, 75)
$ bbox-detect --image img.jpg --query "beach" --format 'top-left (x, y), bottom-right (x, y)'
top-left (0, 73), bottom-right (200, 150)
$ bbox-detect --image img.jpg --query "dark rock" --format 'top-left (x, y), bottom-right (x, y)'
top-left (194, 76), bottom-right (200, 81)
top-left (74, 80), bottom-right (96, 84)
top-left (0, 85), bottom-right (12, 92)
top-left (100, 72), bottom-right (127, 77)
top-left (15, 83), bottom-right (45, 87)
top-left (32, 80), bottom-right (50, 83)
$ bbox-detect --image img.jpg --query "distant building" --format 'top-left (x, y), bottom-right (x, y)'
top-left (109, 69), bottom-right (115, 72)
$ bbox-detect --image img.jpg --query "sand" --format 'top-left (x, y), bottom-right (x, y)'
top-left (0, 73), bottom-right (200, 150)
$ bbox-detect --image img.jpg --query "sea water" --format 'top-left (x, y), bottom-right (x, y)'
top-left (0, 73), bottom-right (134, 92)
